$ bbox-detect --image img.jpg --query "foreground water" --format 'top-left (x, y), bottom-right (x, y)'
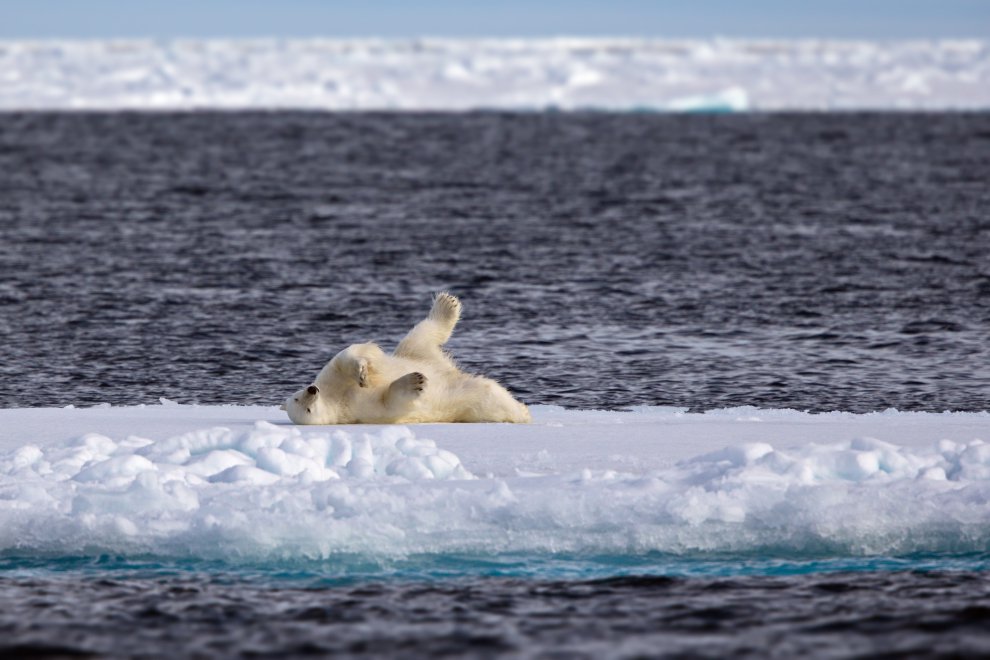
top-left (1, 112), bottom-right (988, 656)
top-left (2, 562), bottom-right (990, 658)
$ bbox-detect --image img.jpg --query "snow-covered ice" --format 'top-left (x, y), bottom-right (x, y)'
top-left (0, 38), bottom-right (988, 111)
top-left (1, 403), bottom-right (988, 562)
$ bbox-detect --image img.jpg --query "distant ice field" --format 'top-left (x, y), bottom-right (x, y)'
top-left (1, 38), bottom-right (989, 110)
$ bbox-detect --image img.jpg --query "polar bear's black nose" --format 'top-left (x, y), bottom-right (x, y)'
top-left (307, 385), bottom-right (319, 395)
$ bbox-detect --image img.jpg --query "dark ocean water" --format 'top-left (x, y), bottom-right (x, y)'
top-left (1, 112), bottom-right (988, 412)
top-left (1, 112), bottom-right (989, 657)
top-left (2, 566), bottom-right (990, 658)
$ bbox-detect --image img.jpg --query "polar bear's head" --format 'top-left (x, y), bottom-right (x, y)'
top-left (283, 384), bottom-right (334, 425)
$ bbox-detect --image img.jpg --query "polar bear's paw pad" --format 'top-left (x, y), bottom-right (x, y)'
top-left (407, 372), bottom-right (427, 393)
top-left (430, 292), bottom-right (462, 324)
top-left (395, 372), bottom-right (427, 396)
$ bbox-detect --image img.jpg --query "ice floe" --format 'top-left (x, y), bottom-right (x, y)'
top-left (0, 405), bottom-right (987, 561)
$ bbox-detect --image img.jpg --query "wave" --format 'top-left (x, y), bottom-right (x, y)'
top-left (1, 405), bottom-right (988, 566)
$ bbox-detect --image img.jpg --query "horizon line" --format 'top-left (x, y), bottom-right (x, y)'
top-left (2, 35), bottom-right (988, 42)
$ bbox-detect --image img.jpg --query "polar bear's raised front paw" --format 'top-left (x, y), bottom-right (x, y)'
top-left (357, 360), bottom-right (369, 387)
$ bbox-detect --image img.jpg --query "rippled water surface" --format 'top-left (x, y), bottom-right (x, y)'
top-left (1, 112), bottom-right (988, 411)
top-left (2, 566), bottom-right (990, 658)
top-left (2, 112), bottom-right (989, 657)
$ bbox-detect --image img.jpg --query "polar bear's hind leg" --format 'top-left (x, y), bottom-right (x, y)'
top-left (428, 291), bottom-right (462, 332)
top-left (454, 376), bottom-right (531, 423)
top-left (395, 292), bottom-right (462, 365)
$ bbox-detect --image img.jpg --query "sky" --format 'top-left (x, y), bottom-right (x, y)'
top-left (1, 0), bottom-right (988, 40)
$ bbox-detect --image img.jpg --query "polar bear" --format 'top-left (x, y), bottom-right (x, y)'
top-left (283, 293), bottom-right (531, 425)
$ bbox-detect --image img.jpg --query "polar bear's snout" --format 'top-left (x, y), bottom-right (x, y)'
top-left (282, 382), bottom-right (331, 424)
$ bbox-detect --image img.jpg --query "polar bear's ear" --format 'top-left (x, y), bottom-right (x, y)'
top-left (306, 385), bottom-right (319, 396)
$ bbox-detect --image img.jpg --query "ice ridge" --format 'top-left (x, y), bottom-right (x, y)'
top-left (1, 421), bottom-right (989, 561)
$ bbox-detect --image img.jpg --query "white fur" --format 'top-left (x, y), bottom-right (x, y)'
top-left (284, 293), bottom-right (531, 425)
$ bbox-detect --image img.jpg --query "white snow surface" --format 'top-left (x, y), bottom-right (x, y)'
top-left (1, 38), bottom-right (988, 111)
top-left (1, 403), bottom-right (988, 561)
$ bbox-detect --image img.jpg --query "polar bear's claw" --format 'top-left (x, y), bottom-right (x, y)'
top-left (398, 371), bottom-right (425, 392)
top-left (383, 372), bottom-right (429, 409)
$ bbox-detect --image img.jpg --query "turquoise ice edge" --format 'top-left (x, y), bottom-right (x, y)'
top-left (3, 552), bottom-right (989, 584)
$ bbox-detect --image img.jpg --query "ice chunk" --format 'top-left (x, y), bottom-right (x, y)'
top-left (209, 465), bottom-right (281, 485)
top-left (74, 455), bottom-right (157, 483)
